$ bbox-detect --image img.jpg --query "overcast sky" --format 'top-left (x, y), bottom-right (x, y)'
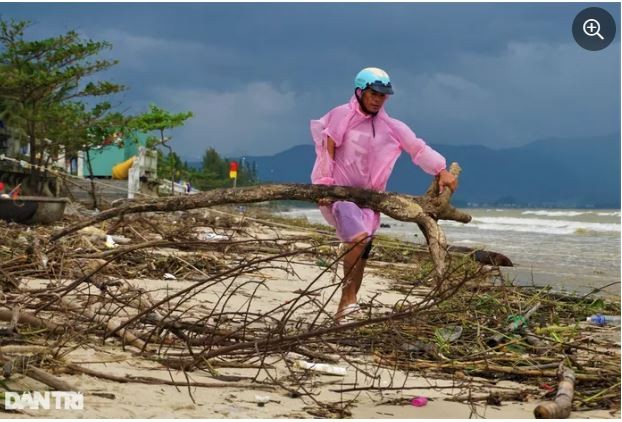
top-left (1, 2), bottom-right (620, 160)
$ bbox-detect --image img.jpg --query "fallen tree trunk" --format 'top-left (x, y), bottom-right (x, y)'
top-left (534, 364), bottom-right (576, 419)
top-left (0, 308), bottom-right (65, 334)
top-left (64, 363), bottom-right (276, 390)
top-left (0, 355), bottom-right (75, 391)
top-left (51, 163), bottom-right (470, 276)
top-left (447, 246), bottom-right (513, 267)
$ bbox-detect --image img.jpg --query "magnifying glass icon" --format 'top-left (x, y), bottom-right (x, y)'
top-left (583, 18), bottom-right (605, 40)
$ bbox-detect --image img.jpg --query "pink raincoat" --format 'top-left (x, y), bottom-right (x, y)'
top-left (310, 95), bottom-right (446, 242)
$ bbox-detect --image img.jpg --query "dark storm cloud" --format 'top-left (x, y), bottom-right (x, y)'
top-left (1, 2), bottom-right (619, 159)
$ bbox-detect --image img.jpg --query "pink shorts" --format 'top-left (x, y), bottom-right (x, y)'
top-left (331, 201), bottom-right (379, 243)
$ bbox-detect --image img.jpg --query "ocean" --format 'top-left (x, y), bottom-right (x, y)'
top-left (278, 207), bottom-right (621, 296)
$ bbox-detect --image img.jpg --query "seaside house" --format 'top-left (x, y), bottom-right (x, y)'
top-left (0, 121), bottom-right (159, 200)
top-left (79, 131), bottom-right (157, 180)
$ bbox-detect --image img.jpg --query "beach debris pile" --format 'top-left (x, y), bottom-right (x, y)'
top-left (0, 200), bottom-right (618, 418)
top-left (369, 258), bottom-right (620, 416)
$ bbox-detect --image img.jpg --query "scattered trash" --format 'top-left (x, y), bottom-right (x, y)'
top-left (80, 227), bottom-right (131, 245)
top-left (255, 395), bottom-right (270, 407)
top-left (104, 235), bottom-right (118, 249)
top-left (194, 227), bottom-right (229, 241)
top-left (486, 303), bottom-right (541, 347)
top-left (40, 253), bottom-right (48, 268)
top-left (316, 245), bottom-right (333, 255)
top-left (295, 360), bottom-right (346, 376)
top-left (0, 203), bottom-right (618, 415)
top-left (540, 383), bottom-right (556, 393)
top-left (200, 232), bottom-right (228, 241)
top-left (400, 340), bottom-right (437, 355)
top-left (411, 396), bottom-right (428, 407)
top-left (315, 258), bottom-right (329, 268)
top-left (586, 314), bottom-right (621, 326)
top-left (535, 325), bottom-right (577, 335)
top-left (92, 392), bottom-right (116, 400)
top-left (80, 226), bottom-right (107, 238)
top-left (435, 326), bottom-right (463, 343)
top-left (109, 235), bottom-right (132, 244)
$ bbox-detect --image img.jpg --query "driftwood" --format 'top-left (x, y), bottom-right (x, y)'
top-left (445, 390), bottom-right (530, 404)
top-left (0, 345), bottom-right (49, 354)
top-left (51, 163), bottom-right (469, 277)
top-left (0, 355), bottom-right (75, 391)
top-left (447, 246), bottom-right (513, 267)
top-left (58, 298), bottom-right (150, 351)
top-left (64, 363), bottom-right (276, 391)
top-left (521, 328), bottom-right (548, 354)
top-left (0, 308), bottom-right (65, 334)
top-left (534, 364), bottom-right (576, 419)
top-left (21, 365), bottom-right (76, 391)
top-left (379, 356), bottom-right (601, 382)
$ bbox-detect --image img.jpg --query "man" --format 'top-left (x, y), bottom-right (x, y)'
top-left (310, 67), bottom-right (457, 321)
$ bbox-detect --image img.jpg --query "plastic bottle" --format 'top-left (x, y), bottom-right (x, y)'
top-left (586, 314), bottom-right (621, 326)
top-left (255, 395), bottom-right (270, 407)
top-left (295, 360), bottom-right (347, 376)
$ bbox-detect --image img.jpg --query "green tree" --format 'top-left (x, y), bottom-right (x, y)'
top-left (129, 104), bottom-right (193, 195)
top-left (36, 101), bottom-right (127, 205)
top-left (0, 19), bottom-right (125, 193)
top-left (201, 147), bottom-right (227, 180)
top-left (157, 150), bottom-right (189, 182)
top-left (190, 148), bottom-right (258, 190)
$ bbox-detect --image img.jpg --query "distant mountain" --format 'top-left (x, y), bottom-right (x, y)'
top-left (240, 133), bottom-right (620, 208)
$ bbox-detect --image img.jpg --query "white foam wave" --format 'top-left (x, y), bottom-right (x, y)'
top-left (439, 220), bottom-right (467, 227)
top-left (597, 211), bottom-right (621, 217)
top-left (281, 209), bottom-right (322, 218)
top-left (522, 210), bottom-right (587, 217)
top-left (471, 216), bottom-right (620, 235)
top-left (280, 209), bottom-right (621, 236)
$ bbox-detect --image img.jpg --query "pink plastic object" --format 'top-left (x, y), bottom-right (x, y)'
top-left (411, 396), bottom-right (428, 407)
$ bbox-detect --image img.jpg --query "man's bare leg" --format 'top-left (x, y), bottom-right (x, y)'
top-left (336, 232), bottom-right (370, 320)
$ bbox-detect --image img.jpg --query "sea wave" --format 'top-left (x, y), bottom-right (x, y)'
top-left (597, 211), bottom-right (621, 217)
top-left (522, 210), bottom-right (621, 218)
top-left (522, 210), bottom-right (587, 217)
top-left (280, 209), bottom-right (620, 236)
top-left (453, 239), bottom-right (482, 245)
top-left (470, 216), bottom-right (620, 235)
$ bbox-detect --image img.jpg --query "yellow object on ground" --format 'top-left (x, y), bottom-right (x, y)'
top-left (112, 156), bottom-right (136, 180)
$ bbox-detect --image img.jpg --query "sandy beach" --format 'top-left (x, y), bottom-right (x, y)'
top-left (0, 2), bottom-right (619, 419)
top-left (0, 206), bottom-right (619, 419)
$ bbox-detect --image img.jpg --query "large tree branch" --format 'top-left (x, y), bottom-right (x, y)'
top-left (51, 163), bottom-right (470, 275)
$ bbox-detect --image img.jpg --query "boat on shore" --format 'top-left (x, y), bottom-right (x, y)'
top-left (0, 196), bottom-right (69, 224)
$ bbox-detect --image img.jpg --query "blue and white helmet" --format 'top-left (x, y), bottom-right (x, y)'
top-left (354, 67), bottom-right (394, 95)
